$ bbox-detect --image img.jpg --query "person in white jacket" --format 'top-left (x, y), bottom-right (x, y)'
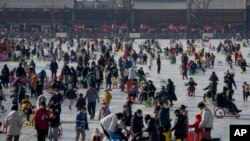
top-left (100, 113), bottom-right (124, 140)
top-left (198, 102), bottom-right (214, 133)
top-left (5, 105), bottom-right (22, 141)
top-left (147, 53), bottom-right (153, 70)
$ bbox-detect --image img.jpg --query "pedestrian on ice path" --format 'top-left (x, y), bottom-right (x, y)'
top-left (75, 107), bottom-right (89, 141)
top-left (85, 84), bottom-right (100, 120)
top-left (34, 101), bottom-right (49, 141)
top-left (5, 105), bottom-right (22, 141)
top-left (65, 84), bottom-right (77, 110)
top-left (157, 55), bottom-right (161, 74)
top-left (48, 105), bottom-right (60, 141)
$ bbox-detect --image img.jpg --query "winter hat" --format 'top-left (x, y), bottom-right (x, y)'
top-left (79, 93), bottom-right (83, 97)
top-left (144, 114), bottom-right (151, 122)
top-left (195, 114), bottom-right (202, 121)
top-left (179, 105), bottom-right (187, 110)
top-left (11, 104), bottom-right (18, 111)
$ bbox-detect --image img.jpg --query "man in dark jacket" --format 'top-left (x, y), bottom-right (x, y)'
top-left (171, 109), bottom-right (188, 141)
top-left (61, 63), bottom-right (72, 85)
top-left (166, 79), bottom-right (177, 106)
top-left (35, 77), bottom-right (44, 97)
top-left (157, 55), bottom-right (161, 74)
top-left (131, 109), bottom-right (144, 139)
top-left (148, 80), bottom-right (156, 98)
top-left (48, 105), bottom-right (60, 141)
top-left (49, 90), bottom-right (63, 115)
top-left (122, 101), bottom-right (132, 126)
top-left (209, 71), bottom-right (219, 83)
top-left (76, 93), bottom-right (86, 110)
top-left (16, 63), bottom-right (26, 77)
top-left (144, 114), bottom-right (159, 141)
top-left (158, 101), bottom-right (171, 132)
top-left (65, 84), bottom-right (77, 110)
top-left (50, 59), bottom-right (58, 79)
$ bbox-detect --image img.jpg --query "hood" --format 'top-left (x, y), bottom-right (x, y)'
top-left (195, 114), bottom-right (202, 122)
top-left (9, 110), bottom-right (19, 117)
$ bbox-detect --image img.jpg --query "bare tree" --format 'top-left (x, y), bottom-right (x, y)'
top-left (0, 0), bottom-right (6, 9)
top-left (50, 0), bottom-right (59, 35)
top-left (187, 0), bottom-right (212, 26)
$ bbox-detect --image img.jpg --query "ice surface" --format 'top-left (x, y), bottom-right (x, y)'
top-left (0, 39), bottom-right (250, 141)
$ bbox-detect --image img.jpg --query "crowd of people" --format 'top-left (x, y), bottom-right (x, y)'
top-left (0, 36), bottom-right (249, 141)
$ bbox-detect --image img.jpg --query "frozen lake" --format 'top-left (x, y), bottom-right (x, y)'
top-left (1, 39), bottom-right (250, 141)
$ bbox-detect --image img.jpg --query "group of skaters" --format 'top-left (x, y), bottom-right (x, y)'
top-left (0, 36), bottom-right (249, 141)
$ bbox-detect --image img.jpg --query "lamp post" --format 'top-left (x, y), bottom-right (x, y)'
top-left (50, 0), bottom-right (58, 37)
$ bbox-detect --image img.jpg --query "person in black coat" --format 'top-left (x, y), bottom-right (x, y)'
top-left (50, 59), bottom-right (58, 79)
top-left (166, 79), bottom-right (177, 106)
top-left (16, 63), bottom-right (26, 77)
top-left (240, 59), bottom-right (247, 73)
top-left (131, 109), bottom-right (144, 139)
top-left (157, 55), bottom-right (161, 74)
top-left (158, 101), bottom-right (171, 132)
top-left (181, 63), bottom-right (188, 80)
top-left (70, 67), bottom-right (78, 88)
top-left (148, 80), bottom-right (156, 98)
top-left (106, 69), bottom-right (112, 91)
top-left (76, 93), bottom-right (86, 110)
top-left (171, 109), bottom-right (188, 141)
top-left (1, 64), bottom-right (10, 88)
top-left (61, 63), bottom-right (72, 85)
top-left (122, 101), bottom-right (132, 126)
top-left (49, 91), bottom-right (63, 115)
top-left (48, 105), bottom-right (60, 141)
top-left (144, 114), bottom-right (159, 141)
top-left (82, 64), bottom-right (90, 80)
top-left (64, 52), bottom-right (70, 63)
top-left (209, 71), bottom-right (219, 83)
top-left (76, 63), bottom-right (84, 77)
top-left (35, 77), bottom-right (44, 97)
top-left (14, 83), bottom-right (26, 106)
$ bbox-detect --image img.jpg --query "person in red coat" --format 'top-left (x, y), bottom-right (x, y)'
top-left (34, 101), bottom-right (49, 141)
top-left (189, 114), bottom-right (203, 141)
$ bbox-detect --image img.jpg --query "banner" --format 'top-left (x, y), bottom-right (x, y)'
top-left (56, 32), bottom-right (67, 38)
top-left (129, 33), bottom-right (140, 38)
top-left (202, 33), bottom-right (214, 39)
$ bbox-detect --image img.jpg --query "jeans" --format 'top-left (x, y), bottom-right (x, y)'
top-left (37, 129), bottom-right (48, 141)
top-left (69, 99), bottom-right (74, 109)
top-left (24, 109), bottom-right (31, 121)
top-left (76, 129), bottom-right (86, 141)
top-left (88, 102), bottom-right (96, 119)
top-left (96, 79), bottom-right (101, 92)
top-left (6, 135), bottom-right (19, 141)
top-left (48, 126), bottom-right (59, 141)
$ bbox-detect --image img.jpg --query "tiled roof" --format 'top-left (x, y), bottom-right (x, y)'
top-left (3, 0), bottom-right (74, 9)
